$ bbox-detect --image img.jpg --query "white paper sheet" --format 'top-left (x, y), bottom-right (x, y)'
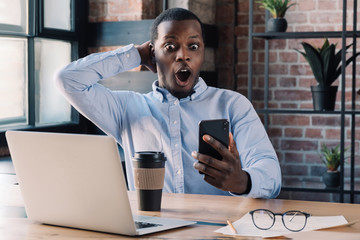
top-left (215, 213), bottom-right (348, 238)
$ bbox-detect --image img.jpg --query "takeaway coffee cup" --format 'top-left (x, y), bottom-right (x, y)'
top-left (132, 151), bottom-right (166, 211)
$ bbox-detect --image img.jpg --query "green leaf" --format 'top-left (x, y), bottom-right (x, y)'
top-left (322, 44), bottom-right (336, 86)
top-left (301, 42), bottom-right (325, 86)
top-left (333, 51), bottom-right (360, 84)
top-left (256, 0), bottom-right (295, 18)
top-left (295, 39), bottom-right (360, 87)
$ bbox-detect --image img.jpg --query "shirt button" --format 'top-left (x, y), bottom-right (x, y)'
top-left (176, 170), bottom-right (181, 175)
top-left (126, 53), bottom-right (130, 58)
top-left (174, 100), bottom-right (179, 105)
top-left (173, 120), bottom-right (177, 124)
top-left (175, 143), bottom-right (178, 147)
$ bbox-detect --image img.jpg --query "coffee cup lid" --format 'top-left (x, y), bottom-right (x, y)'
top-left (133, 151), bottom-right (166, 160)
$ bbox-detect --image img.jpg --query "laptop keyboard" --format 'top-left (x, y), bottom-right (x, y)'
top-left (135, 221), bottom-right (162, 229)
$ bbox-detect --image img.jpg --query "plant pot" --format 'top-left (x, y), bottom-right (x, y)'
top-left (322, 170), bottom-right (340, 188)
top-left (266, 18), bottom-right (288, 32)
top-left (311, 85), bottom-right (338, 111)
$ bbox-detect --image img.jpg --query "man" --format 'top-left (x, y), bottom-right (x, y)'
top-left (55, 8), bottom-right (281, 198)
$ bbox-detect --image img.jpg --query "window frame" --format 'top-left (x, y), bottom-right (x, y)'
top-left (0, 0), bottom-right (88, 146)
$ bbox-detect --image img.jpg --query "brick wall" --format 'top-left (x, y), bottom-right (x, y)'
top-left (235, 0), bottom-right (360, 203)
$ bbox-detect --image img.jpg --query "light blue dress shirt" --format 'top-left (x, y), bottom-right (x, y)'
top-left (55, 44), bottom-right (281, 198)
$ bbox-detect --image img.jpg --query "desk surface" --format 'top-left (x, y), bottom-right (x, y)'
top-left (1, 184), bottom-right (360, 239)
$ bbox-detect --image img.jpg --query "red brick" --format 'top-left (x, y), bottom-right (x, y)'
top-left (274, 89), bottom-right (312, 101)
top-left (284, 152), bottom-right (304, 163)
top-left (299, 77), bottom-right (314, 88)
top-left (253, 38), bottom-right (265, 50)
top-left (312, 116), bottom-right (347, 127)
top-left (279, 52), bottom-right (298, 63)
top-left (325, 129), bottom-right (341, 139)
top-left (298, 0), bottom-right (316, 10)
top-left (305, 153), bottom-right (323, 164)
top-left (271, 115), bottom-right (310, 126)
top-left (290, 64), bottom-right (312, 76)
top-left (281, 177), bottom-right (303, 188)
top-left (269, 39), bottom-right (287, 49)
top-left (236, 76), bottom-right (248, 88)
top-left (279, 77), bottom-right (296, 87)
top-left (269, 64), bottom-right (288, 75)
top-left (216, 46), bottom-right (234, 66)
top-left (286, 12), bottom-right (308, 24)
top-left (219, 25), bottom-right (235, 43)
top-left (235, 63), bottom-right (248, 75)
top-left (237, 0), bottom-right (249, 13)
top-left (280, 103), bottom-right (298, 108)
top-left (316, 25), bottom-right (337, 32)
top-left (295, 25), bottom-right (315, 32)
top-left (237, 51), bottom-right (249, 63)
top-left (266, 76), bottom-right (277, 88)
top-left (318, 0), bottom-right (338, 10)
top-left (216, 4), bottom-right (234, 24)
top-left (268, 51), bottom-right (277, 62)
top-left (310, 12), bottom-right (343, 24)
top-left (346, 129), bottom-right (360, 140)
top-left (237, 14), bottom-right (249, 25)
top-left (217, 68), bottom-right (234, 89)
top-left (236, 38), bottom-right (248, 49)
top-left (107, 0), bottom-right (121, 15)
top-left (281, 164), bottom-right (309, 176)
top-left (268, 127), bottom-right (282, 138)
top-left (252, 63), bottom-right (264, 75)
top-left (281, 140), bottom-right (318, 151)
top-left (89, 2), bottom-right (106, 19)
top-left (285, 128), bottom-right (303, 138)
top-left (305, 128), bottom-right (323, 138)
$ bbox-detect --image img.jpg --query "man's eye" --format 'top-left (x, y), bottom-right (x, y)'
top-left (165, 44), bottom-right (176, 51)
top-left (189, 44), bottom-right (199, 50)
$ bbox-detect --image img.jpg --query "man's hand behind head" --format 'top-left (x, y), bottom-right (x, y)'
top-left (136, 41), bottom-right (157, 73)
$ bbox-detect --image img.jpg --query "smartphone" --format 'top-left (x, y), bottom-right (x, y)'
top-left (198, 119), bottom-right (229, 160)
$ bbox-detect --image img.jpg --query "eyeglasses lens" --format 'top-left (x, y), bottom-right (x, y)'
top-left (252, 210), bottom-right (274, 229)
top-left (283, 211), bottom-right (307, 231)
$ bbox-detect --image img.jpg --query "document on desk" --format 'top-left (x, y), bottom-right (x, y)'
top-left (215, 213), bottom-right (348, 238)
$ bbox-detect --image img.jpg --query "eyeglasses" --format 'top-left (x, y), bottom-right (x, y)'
top-left (249, 209), bottom-right (311, 232)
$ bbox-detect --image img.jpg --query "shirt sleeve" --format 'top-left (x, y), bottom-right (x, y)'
top-left (229, 95), bottom-right (282, 199)
top-left (54, 44), bottom-right (141, 141)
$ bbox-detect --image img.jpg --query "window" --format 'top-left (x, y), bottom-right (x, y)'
top-left (0, 0), bottom-right (83, 131)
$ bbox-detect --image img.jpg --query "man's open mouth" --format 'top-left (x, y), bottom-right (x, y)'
top-left (175, 68), bottom-right (191, 82)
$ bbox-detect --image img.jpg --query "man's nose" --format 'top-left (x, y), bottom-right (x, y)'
top-left (176, 47), bottom-right (190, 61)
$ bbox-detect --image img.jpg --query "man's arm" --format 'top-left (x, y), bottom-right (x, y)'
top-left (192, 96), bottom-right (281, 199)
top-left (55, 44), bottom-right (142, 139)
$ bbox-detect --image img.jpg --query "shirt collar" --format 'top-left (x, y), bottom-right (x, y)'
top-left (152, 77), bottom-right (208, 102)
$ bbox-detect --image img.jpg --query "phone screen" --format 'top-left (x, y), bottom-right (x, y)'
top-left (198, 119), bottom-right (229, 160)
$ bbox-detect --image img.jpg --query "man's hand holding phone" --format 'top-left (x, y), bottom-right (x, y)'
top-left (192, 125), bottom-right (250, 195)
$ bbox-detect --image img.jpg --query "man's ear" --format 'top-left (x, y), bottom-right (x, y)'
top-left (149, 43), bottom-right (155, 63)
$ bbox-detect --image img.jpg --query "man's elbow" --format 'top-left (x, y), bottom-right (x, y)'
top-left (53, 66), bottom-right (81, 93)
top-left (54, 68), bottom-right (67, 92)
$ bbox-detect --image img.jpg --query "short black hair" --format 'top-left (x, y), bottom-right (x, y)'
top-left (150, 8), bottom-right (205, 44)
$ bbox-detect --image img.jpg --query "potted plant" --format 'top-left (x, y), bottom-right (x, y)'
top-left (295, 38), bottom-right (360, 111)
top-left (257, 0), bottom-right (296, 32)
top-left (320, 144), bottom-right (347, 188)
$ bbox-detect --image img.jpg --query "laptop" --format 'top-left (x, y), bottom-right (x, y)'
top-left (5, 131), bottom-right (195, 236)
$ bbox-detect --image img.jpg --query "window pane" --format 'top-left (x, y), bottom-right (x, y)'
top-left (0, 0), bottom-right (28, 34)
top-left (44, 0), bottom-right (72, 31)
top-left (0, 37), bottom-right (27, 125)
top-left (35, 38), bottom-right (72, 125)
